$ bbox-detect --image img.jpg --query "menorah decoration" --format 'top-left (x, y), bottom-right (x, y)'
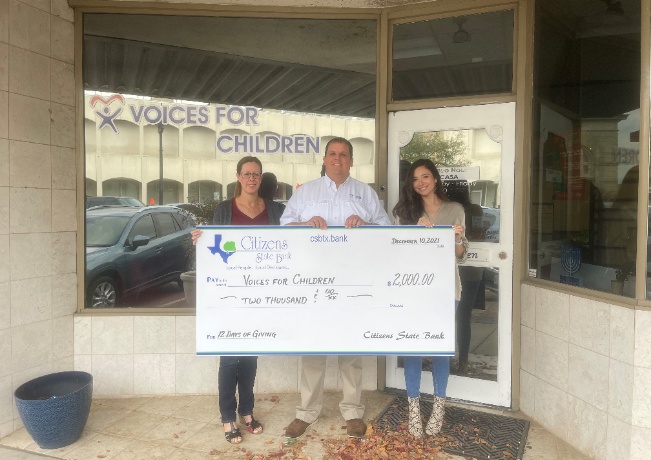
top-left (560, 245), bottom-right (582, 286)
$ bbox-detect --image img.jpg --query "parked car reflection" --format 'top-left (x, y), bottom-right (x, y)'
top-left (85, 205), bottom-right (195, 308)
top-left (86, 195), bottom-right (145, 209)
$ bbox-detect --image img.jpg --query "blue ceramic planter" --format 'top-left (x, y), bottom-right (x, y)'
top-left (14, 371), bottom-right (93, 449)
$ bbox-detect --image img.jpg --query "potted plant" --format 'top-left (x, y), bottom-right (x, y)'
top-left (181, 270), bottom-right (197, 307)
top-left (612, 263), bottom-right (634, 295)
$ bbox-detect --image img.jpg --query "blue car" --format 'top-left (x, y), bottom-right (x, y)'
top-left (85, 206), bottom-right (196, 308)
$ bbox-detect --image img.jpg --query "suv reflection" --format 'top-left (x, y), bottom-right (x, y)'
top-left (85, 206), bottom-right (195, 308)
top-left (86, 195), bottom-right (145, 209)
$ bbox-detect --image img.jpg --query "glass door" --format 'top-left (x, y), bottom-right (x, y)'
top-left (386, 102), bottom-right (515, 407)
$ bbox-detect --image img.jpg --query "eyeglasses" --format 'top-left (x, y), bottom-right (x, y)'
top-left (240, 172), bottom-right (261, 180)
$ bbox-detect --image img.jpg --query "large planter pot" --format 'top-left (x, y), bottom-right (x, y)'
top-left (14, 371), bottom-right (93, 449)
top-left (611, 279), bottom-right (624, 295)
top-left (181, 271), bottom-right (196, 307)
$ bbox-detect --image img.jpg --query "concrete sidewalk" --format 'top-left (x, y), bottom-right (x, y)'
top-left (0, 391), bottom-right (588, 459)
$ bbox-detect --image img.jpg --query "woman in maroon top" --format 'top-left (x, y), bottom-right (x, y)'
top-left (192, 156), bottom-right (285, 444)
top-left (211, 157), bottom-right (286, 227)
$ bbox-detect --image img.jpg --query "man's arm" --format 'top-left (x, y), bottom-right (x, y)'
top-left (368, 190), bottom-right (392, 226)
top-left (343, 186), bottom-right (391, 227)
top-left (279, 188), bottom-right (327, 228)
top-left (279, 193), bottom-right (300, 226)
top-left (281, 199), bottom-right (328, 229)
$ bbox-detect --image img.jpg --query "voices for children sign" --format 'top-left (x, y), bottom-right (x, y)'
top-left (88, 93), bottom-right (319, 154)
top-left (194, 226), bottom-right (456, 355)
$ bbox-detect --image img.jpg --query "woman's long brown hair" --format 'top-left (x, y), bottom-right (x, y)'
top-left (392, 158), bottom-right (449, 225)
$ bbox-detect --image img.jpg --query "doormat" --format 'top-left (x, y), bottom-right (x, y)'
top-left (375, 396), bottom-right (530, 460)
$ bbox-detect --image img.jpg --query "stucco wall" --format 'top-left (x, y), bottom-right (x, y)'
top-left (0, 0), bottom-right (76, 437)
top-left (73, 315), bottom-right (378, 396)
top-left (519, 285), bottom-right (651, 459)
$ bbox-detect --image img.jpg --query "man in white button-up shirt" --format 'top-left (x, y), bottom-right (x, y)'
top-left (281, 137), bottom-right (391, 440)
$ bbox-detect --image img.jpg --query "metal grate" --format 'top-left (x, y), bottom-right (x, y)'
top-left (376, 396), bottom-right (530, 460)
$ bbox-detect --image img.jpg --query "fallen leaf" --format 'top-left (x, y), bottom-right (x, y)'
top-left (321, 424), bottom-right (449, 460)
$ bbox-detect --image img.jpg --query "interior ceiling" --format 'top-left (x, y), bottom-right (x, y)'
top-left (538, 0), bottom-right (641, 117)
top-left (83, 15), bottom-right (378, 118)
top-left (84, 35), bottom-right (377, 117)
top-left (83, 13), bottom-right (515, 117)
top-left (543, 0), bottom-right (640, 37)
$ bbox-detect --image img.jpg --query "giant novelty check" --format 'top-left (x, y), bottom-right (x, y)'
top-left (195, 226), bottom-right (455, 355)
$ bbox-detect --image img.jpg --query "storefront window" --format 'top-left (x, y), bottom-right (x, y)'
top-left (529, 1), bottom-right (641, 296)
top-left (83, 14), bottom-right (377, 309)
top-left (392, 10), bottom-right (514, 101)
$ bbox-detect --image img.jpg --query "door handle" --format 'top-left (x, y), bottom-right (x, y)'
top-left (499, 251), bottom-right (508, 260)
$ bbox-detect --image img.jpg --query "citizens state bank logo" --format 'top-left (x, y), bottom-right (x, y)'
top-left (208, 234), bottom-right (237, 263)
top-left (90, 94), bottom-right (125, 133)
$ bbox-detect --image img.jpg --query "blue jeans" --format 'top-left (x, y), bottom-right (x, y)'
top-left (404, 356), bottom-right (450, 398)
top-left (218, 356), bottom-right (258, 423)
top-left (404, 301), bottom-right (458, 398)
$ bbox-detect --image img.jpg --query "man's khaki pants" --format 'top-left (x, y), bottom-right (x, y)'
top-left (295, 355), bottom-right (365, 423)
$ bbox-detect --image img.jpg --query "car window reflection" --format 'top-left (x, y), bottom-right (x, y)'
top-left (86, 216), bottom-right (130, 247)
